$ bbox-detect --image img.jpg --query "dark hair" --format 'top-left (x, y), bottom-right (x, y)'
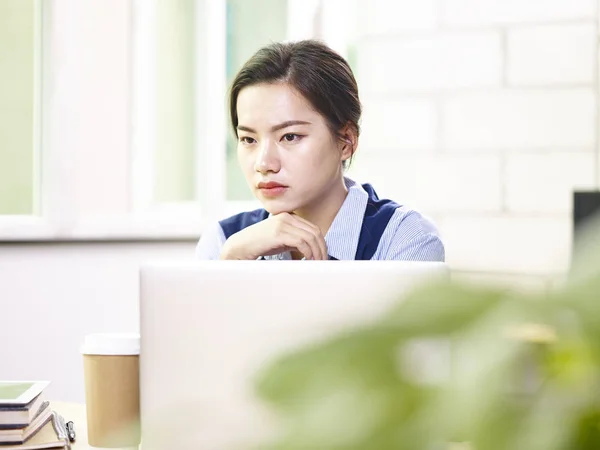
top-left (229, 39), bottom-right (361, 164)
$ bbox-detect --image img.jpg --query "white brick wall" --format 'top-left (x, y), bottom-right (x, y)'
top-left (349, 154), bottom-right (502, 214)
top-left (362, 0), bottom-right (437, 34)
top-left (359, 96), bottom-right (437, 152)
top-left (504, 151), bottom-right (597, 214)
top-left (356, 31), bottom-right (502, 93)
top-left (353, 0), bottom-right (600, 276)
top-left (507, 23), bottom-right (596, 85)
top-left (440, 216), bottom-right (572, 274)
top-left (441, 0), bottom-right (597, 27)
top-left (441, 89), bottom-right (596, 151)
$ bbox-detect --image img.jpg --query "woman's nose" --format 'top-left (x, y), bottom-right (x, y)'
top-left (254, 141), bottom-right (281, 174)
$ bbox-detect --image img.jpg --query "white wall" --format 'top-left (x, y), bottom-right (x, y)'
top-left (349, 0), bottom-right (600, 278)
top-left (0, 241), bottom-right (195, 402)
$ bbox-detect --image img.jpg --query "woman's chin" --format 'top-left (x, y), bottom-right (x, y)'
top-left (260, 199), bottom-right (300, 216)
top-left (263, 205), bottom-right (292, 215)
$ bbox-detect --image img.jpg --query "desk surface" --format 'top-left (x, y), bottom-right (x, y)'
top-left (51, 402), bottom-right (136, 450)
top-left (50, 402), bottom-right (90, 450)
top-left (52, 402), bottom-right (470, 450)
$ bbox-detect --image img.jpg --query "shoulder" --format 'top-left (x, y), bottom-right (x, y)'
top-left (388, 206), bottom-right (440, 239)
top-left (195, 221), bottom-right (226, 260)
top-left (381, 206), bottom-right (445, 261)
top-left (352, 180), bottom-right (444, 261)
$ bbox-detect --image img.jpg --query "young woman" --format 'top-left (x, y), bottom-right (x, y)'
top-left (196, 40), bottom-right (444, 261)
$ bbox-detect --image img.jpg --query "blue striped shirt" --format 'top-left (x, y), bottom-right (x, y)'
top-left (195, 177), bottom-right (445, 261)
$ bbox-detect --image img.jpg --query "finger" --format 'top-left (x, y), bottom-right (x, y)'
top-left (292, 228), bottom-right (322, 260)
top-left (283, 226), bottom-right (326, 260)
top-left (285, 215), bottom-right (327, 260)
top-left (280, 231), bottom-right (315, 260)
top-left (313, 228), bottom-right (328, 260)
top-left (274, 214), bottom-right (326, 260)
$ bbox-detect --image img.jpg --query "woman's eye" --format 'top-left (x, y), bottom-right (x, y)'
top-left (239, 136), bottom-right (256, 144)
top-left (282, 133), bottom-right (301, 142)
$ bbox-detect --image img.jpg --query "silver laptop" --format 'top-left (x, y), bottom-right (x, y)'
top-left (138, 261), bottom-right (448, 450)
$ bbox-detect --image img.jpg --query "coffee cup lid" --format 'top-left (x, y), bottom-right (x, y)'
top-left (81, 333), bottom-right (140, 355)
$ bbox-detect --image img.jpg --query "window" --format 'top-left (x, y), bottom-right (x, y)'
top-left (131, 0), bottom-right (226, 221)
top-left (130, 0), bottom-right (198, 211)
top-left (0, 0), bottom-right (358, 240)
top-left (0, 0), bottom-right (41, 216)
top-left (0, 0), bottom-right (206, 239)
top-left (154, 0), bottom-right (196, 204)
top-left (225, 0), bottom-right (289, 202)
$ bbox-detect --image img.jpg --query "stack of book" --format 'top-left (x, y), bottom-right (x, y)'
top-left (0, 381), bottom-right (69, 450)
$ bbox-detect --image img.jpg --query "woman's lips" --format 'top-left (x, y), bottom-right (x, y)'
top-left (257, 182), bottom-right (288, 197)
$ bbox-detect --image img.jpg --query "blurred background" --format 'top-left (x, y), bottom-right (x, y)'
top-left (1, 0), bottom-right (600, 401)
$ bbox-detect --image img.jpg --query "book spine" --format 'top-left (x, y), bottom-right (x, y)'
top-left (0, 406), bottom-right (27, 412)
top-left (0, 424), bottom-right (27, 431)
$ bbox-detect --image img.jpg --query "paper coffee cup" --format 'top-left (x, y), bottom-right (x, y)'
top-left (82, 333), bottom-right (141, 448)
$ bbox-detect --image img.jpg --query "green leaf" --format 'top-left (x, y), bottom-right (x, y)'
top-left (255, 326), bottom-right (403, 410)
top-left (381, 281), bottom-right (510, 336)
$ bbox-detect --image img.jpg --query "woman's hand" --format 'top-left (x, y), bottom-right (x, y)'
top-left (220, 213), bottom-right (328, 260)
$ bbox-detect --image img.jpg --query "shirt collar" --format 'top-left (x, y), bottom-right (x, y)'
top-left (263, 177), bottom-right (368, 261)
top-left (323, 177), bottom-right (368, 260)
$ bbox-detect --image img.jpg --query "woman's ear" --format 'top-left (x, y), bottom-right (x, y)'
top-left (338, 123), bottom-right (358, 163)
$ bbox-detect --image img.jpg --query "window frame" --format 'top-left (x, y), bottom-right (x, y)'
top-left (0, 0), bottom-right (210, 241)
top-left (0, 0), bottom-right (44, 228)
top-left (0, 0), bottom-right (355, 242)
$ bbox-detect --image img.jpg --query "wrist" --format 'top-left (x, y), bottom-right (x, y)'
top-left (220, 237), bottom-right (255, 260)
top-left (220, 241), bottom-right (240, 260)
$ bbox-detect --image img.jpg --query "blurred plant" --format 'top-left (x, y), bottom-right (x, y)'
top-left (254, 215), bottom-right (600, 450)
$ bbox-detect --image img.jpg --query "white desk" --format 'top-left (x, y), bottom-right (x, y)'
top-left (52, 402), bottom-right (471, 450)
top-left (51, 402), bottom-right (136, 450)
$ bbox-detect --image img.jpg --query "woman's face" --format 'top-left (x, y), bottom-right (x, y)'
top-left (236, 82), bottom-right (350, 215)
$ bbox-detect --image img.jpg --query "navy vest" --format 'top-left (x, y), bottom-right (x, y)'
top-left (219, 184), bottom-right (399, 260)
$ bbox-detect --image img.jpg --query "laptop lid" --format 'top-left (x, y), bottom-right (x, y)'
top-left (139, 261), bottom-right (448, 449)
